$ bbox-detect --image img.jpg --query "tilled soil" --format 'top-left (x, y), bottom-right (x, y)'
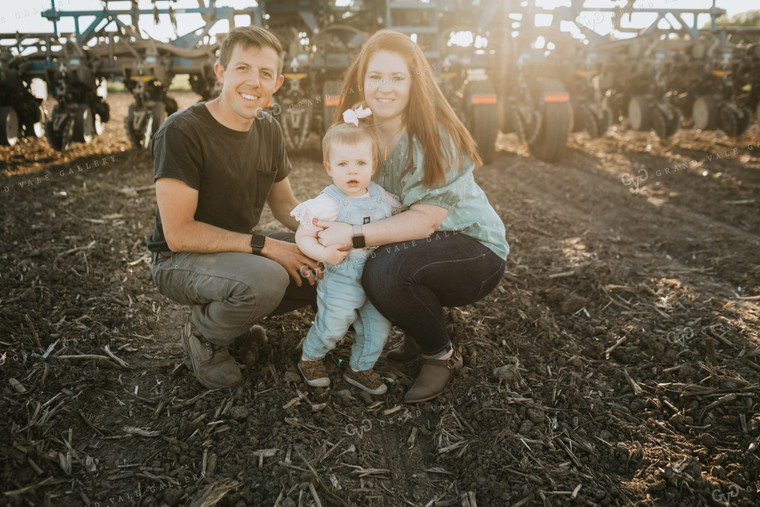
top-left (1, 92), bottom-right (759, 506)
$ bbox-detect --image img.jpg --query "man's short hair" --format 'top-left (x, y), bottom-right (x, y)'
top-left (218, 26), bottom-right (284, 73)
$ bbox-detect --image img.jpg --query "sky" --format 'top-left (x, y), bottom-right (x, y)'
top-left (0, 0), bottom-right (757, 44)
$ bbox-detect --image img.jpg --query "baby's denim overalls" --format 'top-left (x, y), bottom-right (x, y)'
top-left (302, 182), bottom-right (393, 371)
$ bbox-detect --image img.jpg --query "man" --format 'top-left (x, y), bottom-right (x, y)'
top-left (147, 26), bottom-right (321, 390)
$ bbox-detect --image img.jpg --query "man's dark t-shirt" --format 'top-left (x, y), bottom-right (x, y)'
top-left (147, 103), bottom-right (291, 252)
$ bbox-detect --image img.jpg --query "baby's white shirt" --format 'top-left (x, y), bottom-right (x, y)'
top-left (291, 188), bottom-right (404, 232)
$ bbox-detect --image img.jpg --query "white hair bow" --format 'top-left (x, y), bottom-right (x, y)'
top-left (342, 106), bottom-right (372, 126)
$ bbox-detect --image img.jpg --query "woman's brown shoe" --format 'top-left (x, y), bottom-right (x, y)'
top-left (404, 354), bottom-right (463, 403)
top-left (386, 336), bottom-right (422, 362)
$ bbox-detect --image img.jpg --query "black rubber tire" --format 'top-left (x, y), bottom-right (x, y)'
top-left (323, 80), bottom-right (342, 135)
top-left (692, 95), bottom-right (719, 130)
top-left (165, 97), bottom-right (178, 116)
top-left (628, 95), bottom-right (651, 131)
top-left (152, 102), bottom-right (167, 132)
top-left (579, 104), bottom-right (600, 139)
top-left (598, 107), bottom-right (613, 136)
top-left (570, 102), bottom-right (582, 133)
top-left (465, 81), bottom-right (498, 164)
top-left (96, 101), bottom-right (111, 123)
top-left (735, 105), bottom-right (752, 137)
top-left (94, 114), bottom-right (104, 136)
top-left (718, 104), bottom-right (739, 137)
top-left (0, 106), bottom-right (19, 146)
top-left (23, 104), bottom-right (45, 138)
top-left (504, 102), bottom-right (525, 143)
top-left (144, 102), bottom-right (166, 150)
top-left (73, 105), bottom-right (94, 143)
top-left (665, 107), bottom-right (681, 138)
top-left (651, 106), bottom-right (669, 139)
top-left (45, 106), bottom-right (74, 151)
top-left (124, 103), bottom-right (141, 149)
top-left (528, 79), bottom-right (571, 163)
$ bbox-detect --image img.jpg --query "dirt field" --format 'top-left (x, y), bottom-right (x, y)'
top-left (1, 91), bottom-right (759, 506)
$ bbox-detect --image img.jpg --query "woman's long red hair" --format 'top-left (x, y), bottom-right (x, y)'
top-left (335, 29), bottom-right (482, 186)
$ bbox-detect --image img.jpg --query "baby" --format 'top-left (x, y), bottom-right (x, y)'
top-left (290, 106), bottom-right (401, 394)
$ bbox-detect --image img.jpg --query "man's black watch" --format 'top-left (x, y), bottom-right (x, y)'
top-left (250, 233), bottom-right (266, 255)
top-left (352, 225), bottom-right (366, 249)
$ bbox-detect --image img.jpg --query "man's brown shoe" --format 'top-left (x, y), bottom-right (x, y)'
top-left (386, 335), bottom-right (421, 362)
top-left (298, 359), bottom-right (330, 388)
top-left (344, 368), bottom-right (387, 395)
top-left (181, 319), bottom-right (242, 390)
top-left (404, 354), bottom-right (463, 403)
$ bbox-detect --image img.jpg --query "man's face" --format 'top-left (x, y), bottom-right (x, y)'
top-left (213, 43), bottom-right (283, 131)
top-left (324, 139), bottom-right (375, 198)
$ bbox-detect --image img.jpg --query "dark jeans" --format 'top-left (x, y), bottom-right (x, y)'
top-left (362, 231), bottom-right (506, 358)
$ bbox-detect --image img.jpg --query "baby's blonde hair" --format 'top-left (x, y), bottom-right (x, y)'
top-left (322, 119), bottom-right (381, 168)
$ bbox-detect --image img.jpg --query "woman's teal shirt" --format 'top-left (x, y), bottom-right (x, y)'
top-left (373, 129), bottom-right (509, 260)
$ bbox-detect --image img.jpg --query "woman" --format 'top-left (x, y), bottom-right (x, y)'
top-left (315, 30), bottom-right (509, 403)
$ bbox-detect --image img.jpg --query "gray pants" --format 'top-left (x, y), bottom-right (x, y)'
top-left (151, 231), bottom-right (314, 345)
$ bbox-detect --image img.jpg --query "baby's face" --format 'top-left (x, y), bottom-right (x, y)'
top-left (324, 139), bottom-right (375, 197)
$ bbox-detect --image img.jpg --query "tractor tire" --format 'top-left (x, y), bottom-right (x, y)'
top-left (651, 106), bottom-right (669, 139)
top-left (73, 105), bottom-right (94, 143)
top-left (465, 81), bottom-right (498, 164)
top-left (0, 106), bottom-right (19, 146)
top-left (97, 101), bottom-right (111, 123)
top-left (527, 79), bottom-right (571, 163)
top-left (628, 95), bottom-right (651, 131)
top-left (94, 113), bottom-right (104, 136)
top-left (579, 104), bottom-right (600, 139)
top-left (124, 103), bottom-right (141, 149)
top-left (718, 104), bottom-right (739, 137)
top-left (503, 102), bottom-right (525, 143)
top-left (24, 104), bottom-right (45, 138)
top-left (665, 107), bottom-right (682, 138)
top-left (143, 102), bottom-right (166, 150)
top-left (736, 105), bottom-right (752, 137)
top-left (165, 97), bottom-right (178, 116)
top-left (570, 102), bottom-right (582, 132)
top-left (152, 101), bottom-right (167, 132)
top-left (323, 80), bottom-right (342, 135)
top-left (692, 95), bottom-right (719, 130)
top-left (45, 107), bottom-right (74, 151)
top-left (598, 107), bottom-right (613, 137)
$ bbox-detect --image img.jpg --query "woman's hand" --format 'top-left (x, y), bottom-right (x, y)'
top-left (314, 220), bottom-right (353, 248)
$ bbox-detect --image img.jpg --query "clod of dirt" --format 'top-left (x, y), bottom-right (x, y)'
top-left (493, 364), bottom-right (521, 383)
top-left (229, 406), bottom-right (249, 420)
top-left (561, 294), bottom-right (588, 314)
top-left (335, 389), bottom-right (356, 403)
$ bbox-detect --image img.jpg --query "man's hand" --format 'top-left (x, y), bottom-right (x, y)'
top-left (261, 238), bottom-right (322, 287)
top-left (314, 220), bottom-right (352, 248)
top-left (322, 244), bottom-right (350, 266)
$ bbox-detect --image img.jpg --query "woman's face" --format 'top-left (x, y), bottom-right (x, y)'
top-left (363, 50), bottom-right (412, 127)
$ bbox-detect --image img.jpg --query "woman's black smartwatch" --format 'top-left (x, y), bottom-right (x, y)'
top-left (250, 233), bottom-right (266, 255)
top-left (352, 225), bottom-right (366, 248)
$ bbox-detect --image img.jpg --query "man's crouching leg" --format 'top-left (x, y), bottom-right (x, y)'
top-left (152, 251), bottom-right (290, 389)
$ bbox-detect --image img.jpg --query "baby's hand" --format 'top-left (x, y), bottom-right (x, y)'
top-left (323, 244), bottom-right (349, 266)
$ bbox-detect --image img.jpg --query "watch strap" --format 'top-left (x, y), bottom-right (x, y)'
top-left (250, 233), bottom-right (266, 255)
